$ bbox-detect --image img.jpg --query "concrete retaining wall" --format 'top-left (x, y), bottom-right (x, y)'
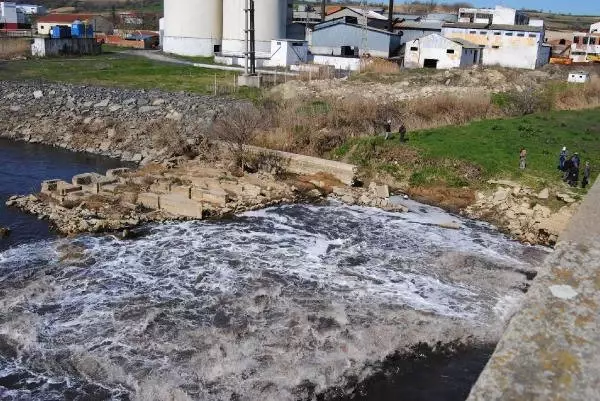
top-left (31, 37), bottom-right (101, 57)
top-left (245, 144), bottom-right (357, 186)
top-left (0, 38), bottom-right (30, 58)
top-left (466, 177), bottom-right (600, 401)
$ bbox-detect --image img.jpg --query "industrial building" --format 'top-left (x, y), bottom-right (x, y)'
top-left (36, 14), bottom-right (113, 36)
top-left (324, 7), bottom-right (389, 30)
top-left (571, 32), bottom-right (600, 62)
top-left (162, 0), bottom-right (293, 58)
top-left (394, 20), bottom-right (443, 45)
top-left (442, 22), bottom-right (550, 69)
top-left (457, 6), bottom-right (529, 25)
top-left (592, 22), bottom-right (600, 34)
top-left (309, 17), bottom-right (402, 58)
top-left (0, 2), bottom-right (26, 30)
top-left (404, 33), bottom-right (480, 69)
top-left (16, 3), bottom-right (46, 15)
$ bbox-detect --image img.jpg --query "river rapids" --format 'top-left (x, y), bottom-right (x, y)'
top-left (0, 200), bottom-right (549, 401)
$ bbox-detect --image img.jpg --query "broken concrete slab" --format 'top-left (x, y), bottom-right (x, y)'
top-left (137, 192), bottom-right (160, 210)
top-left (160, 193), bottom-right (203, 218)
top-left (191, 187), bottom-right (228, 207)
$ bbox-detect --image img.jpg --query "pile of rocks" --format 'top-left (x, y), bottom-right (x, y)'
top-left (0, 81), bottom-right (240, 163)
top-left (465, 180), bottom-right (580, 245)
top-left (329, 182), bottom-right (408, 212)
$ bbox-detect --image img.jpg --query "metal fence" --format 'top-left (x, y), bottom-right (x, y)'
top-left (0, 29), bottom-right (34, 38)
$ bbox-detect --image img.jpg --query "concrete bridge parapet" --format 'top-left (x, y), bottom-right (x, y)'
top-left (467, 177), bottom-right (600, 401)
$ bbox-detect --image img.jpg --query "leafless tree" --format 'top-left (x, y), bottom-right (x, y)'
top-left (210, 103), bottom-right (270, 172)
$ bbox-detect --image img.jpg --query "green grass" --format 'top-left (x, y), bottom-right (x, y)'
top-left (161, 52), bottom-right (216, 65)
top-left (335, 108), bottom-right (600, 191)
top-left (0, 52), bottom-right (260, 99)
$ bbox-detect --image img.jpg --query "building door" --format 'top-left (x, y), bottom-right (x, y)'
top-left (423, 59), bottom-right (438, 68)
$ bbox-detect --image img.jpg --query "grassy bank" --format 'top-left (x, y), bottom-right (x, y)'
top-left (333, 108), bottom-right (600, 192)
top-left (0, 51), bottom-right (258, 98)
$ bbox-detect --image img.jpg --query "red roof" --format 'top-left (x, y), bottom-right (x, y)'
top-left (37, 14), bottom-right (98, 23)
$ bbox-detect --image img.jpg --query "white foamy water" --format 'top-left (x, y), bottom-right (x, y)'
top-left (0, 202), bottom-right (549, 401)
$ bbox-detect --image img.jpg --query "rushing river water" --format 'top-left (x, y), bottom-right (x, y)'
top-left (0, 140), bottom-right (550, 401)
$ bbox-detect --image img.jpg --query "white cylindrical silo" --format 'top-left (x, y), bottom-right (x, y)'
top-left (222, 0), bottom-right (289, 55)
top-left (163, 0), bottom-right (223, 57)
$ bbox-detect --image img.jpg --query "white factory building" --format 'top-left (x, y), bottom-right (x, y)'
top-left (404, 33), bottom-right (480, 69)
top-left (162, 0), bottom-right (293, 58)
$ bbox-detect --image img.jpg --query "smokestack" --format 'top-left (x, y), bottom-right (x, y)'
top-left (321, 0), bottom-right (326, 22)
top-left (388, 0), bottom-right (394, 32)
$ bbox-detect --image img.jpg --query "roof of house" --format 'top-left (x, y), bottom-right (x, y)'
top-left (313, 18), bottom-right (402, 37)
top-left (395, 21), bottom-right (443, 30)
top-left (442, 22), bottom-right (544, 33)
top-left (327, 7), bottom-right (387, 20)
top-left (37, 13), bottom-right (102, 23)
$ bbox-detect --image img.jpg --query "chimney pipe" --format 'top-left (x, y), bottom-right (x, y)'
top-left (388, 0), bottom-right (394, 32)
top-left (321, 0), bottom-right (326, 22)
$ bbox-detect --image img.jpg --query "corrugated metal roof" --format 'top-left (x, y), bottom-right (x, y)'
top-left (313, 18), bottom-right (402, 37)
top-left (442, 22), bottom-right (544, 33)
top-left (328, 7), bottom-right (388, 20)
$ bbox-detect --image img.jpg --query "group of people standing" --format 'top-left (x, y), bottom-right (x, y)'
top-left (558, 147), bottom-right (591, 188)
top-left (519, 146), bottom-right (592, 188)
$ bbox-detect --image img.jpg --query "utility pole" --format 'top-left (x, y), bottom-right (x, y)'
top-left (321, 0), bottom-right (326, 22)
top-left (388, 0), bottom-right (394, 32)
top-left (360, 0), bottom-right (368, 56)
top-left (240, 0), bottom-right (260, 87)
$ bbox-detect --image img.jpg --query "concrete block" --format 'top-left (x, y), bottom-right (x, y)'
top-left (41, 179), bottom-right (61, 194)
top-left (100, 184), bottom-right (117, 194)
top-left (191, 187), bottom-right (229, 207)
top-left (160, 193), bottom-right (203, 219)
top-left (237, 74), bottom-right (263, 88)
top-left (106, 168), bottom-right (131, 178)
top-left (170, 185), bottom-right (192, 199)
top-left (57, 181), bottom-right (82, 196)
top-left (242, 184), bottom-right (263, 197)
top-left (137, 192), bottom-right (160, 210)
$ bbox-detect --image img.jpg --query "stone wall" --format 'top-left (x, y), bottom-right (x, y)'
top-left (0, 81), bottom-right (238, 163)
top-left (466, 177), bottom-right (600, 401)
top-left (0, 38), bottom-right (30, 59)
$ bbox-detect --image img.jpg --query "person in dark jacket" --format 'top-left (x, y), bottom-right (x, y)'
top-left (558, 146), bottom-right (567, 171)
top-left (567, 155), bottom-right (579, 187)
top-left (582, 161), bottom-right (591, 188)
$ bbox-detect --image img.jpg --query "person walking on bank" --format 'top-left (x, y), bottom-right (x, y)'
top-left (384, 119), bottom-right (392, 140)
top-left (558, 146), bottom-right (568, 171)
top-left (582, 161), bottom-right (591, 188)
top-left (519, 148), bottom-right (527, 170)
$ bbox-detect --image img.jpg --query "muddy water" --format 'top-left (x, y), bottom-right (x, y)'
top-left (0, 191), bottom-right (549, 400)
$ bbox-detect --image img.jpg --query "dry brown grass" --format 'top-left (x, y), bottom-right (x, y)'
top-left (361, 58), bottom-right (400, 74)
top-left (408, 185), bottom-right (476, 212)
top-left (553, 76), bottom-right (600, 110)
top-left (0, 38), bottom-right (29, 60)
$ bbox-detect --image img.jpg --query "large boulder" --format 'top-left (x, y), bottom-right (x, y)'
top-left (537, 188), bottom-right (549, 200)
top-left (0, 227), bottom-right (11, 239)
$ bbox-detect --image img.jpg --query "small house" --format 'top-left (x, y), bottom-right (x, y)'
top-left (36, 13), bottom-right (113, 36)
top-left (404, 33), bottom-right (480, 69)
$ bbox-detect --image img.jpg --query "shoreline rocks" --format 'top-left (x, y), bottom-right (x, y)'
top-left (464, 180), bottom-right (580, 246)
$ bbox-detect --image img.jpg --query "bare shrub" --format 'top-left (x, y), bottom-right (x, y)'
top-left (497, 88), bottom-right (553, 116)
top-left (247, 151), bottom-right (290, 177)
top-left (211, 103), bottom-right (270, 171)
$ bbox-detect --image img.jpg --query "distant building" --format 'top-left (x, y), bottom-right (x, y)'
top-left (309, 17), bottom-right (402, 58)
top-left (442, 22), bottom-right (550, 69)
top-left (293, 4), bottom-right (321, 24)
top-left (36, 13), bottom-right (114, 36)
top-left (394, 20), bottom-right (443, 45)
top-left (0, 2), bottom-right (21, 30)
top-left (16, 4), bottom-right (47, 15)
top-left (404, 33), bottom-right (481, 69)
top-left (325, 7), bottom-right (389, 30)
top-left (590, 21), bottom-right (600, 34)
top-left (266, 39), bottom-right (309, 67)
top-left (567, 71), bottom-right (590, 83)
top-left (458, 6), bottom-right (529, 25)
top-left (571, 32), bottom-right (600, 62)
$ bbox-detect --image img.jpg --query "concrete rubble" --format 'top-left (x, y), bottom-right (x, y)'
top-left (5, 158), bottom-right (404, 235)
top-left (465, 180), bottom-right (581, 246)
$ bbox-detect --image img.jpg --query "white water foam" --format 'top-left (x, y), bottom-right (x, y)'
top-left (0, 202), bottom-right (549, 400)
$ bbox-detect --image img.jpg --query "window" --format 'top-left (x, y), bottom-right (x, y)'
top-left (574, 37), bottom-right (580, 44)
top-left (494, 31), bottom-right (501, 35)
top-left (469, 30), bottom-right (476, 34)
top-left (276, 41), bottom-right (281, 45)
top-left (559, 39), bottom-right (566, 45)
top-left (410, 46), bottom-right (418, 51)
top-left (583, 37), bottom-right (589, 44)
top-left (505, 32), bottom-right (513, 36)
top-left (447, 49), bottom-right (455, 54)
top-left (529, 34), bottom-right (537, 38)
top-left (517, 33), bottom-right (525, 37)
top-left (480, 31), bottom-right (487, 35)
top-left (492, 45), bottom-right (500, 49)
top-left (591, 38), bottom-right (597, 45)
top-left (41, 25), bottom-right (44, 29)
